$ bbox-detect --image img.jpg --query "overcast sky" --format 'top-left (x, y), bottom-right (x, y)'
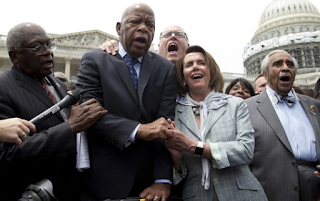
top-left (1, 0), bottom-right (320, 74)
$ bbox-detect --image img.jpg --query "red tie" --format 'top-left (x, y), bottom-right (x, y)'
top-left (40, 78), bottom-right (58, 104)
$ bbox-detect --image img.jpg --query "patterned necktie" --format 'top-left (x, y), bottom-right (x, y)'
top-left (40, 78), bottom-right (58, 104)
top-left (275, 93), bottom-right (296, 106)
top-left (124, 55), bottom-right (139, 89)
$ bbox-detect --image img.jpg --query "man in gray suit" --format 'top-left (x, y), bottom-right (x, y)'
top-left (0, 22), bottom-right (106, 201)
top-left (245, 50), bottom-right (320, 201)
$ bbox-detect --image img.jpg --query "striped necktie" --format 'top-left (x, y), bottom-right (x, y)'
top-left (40, 78), bottom-right (58, 104)
top-left (124, 55), bottom-right (139, 89)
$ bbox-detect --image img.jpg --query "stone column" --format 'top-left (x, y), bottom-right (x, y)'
top-left (64, 57), bottom-right (72, 80)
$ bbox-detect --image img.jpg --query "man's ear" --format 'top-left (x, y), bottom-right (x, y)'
top-left (9, 51), bottom-right (18, 64)
top-left (263, 72), bottom-right (268, 81)
top-left (116, 22), bottom-right (121, 36)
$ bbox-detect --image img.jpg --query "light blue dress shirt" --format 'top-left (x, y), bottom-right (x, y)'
top-left (266, 86), bottom-right (318, 162)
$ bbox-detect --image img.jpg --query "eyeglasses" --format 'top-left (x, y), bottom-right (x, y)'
top-left (160, 31), bottom-right (187, 39)
top-left (15, 43), bottom-right (57, 55)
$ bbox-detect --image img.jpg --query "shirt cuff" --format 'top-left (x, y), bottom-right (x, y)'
top-left (125, 124), bottom-right (141, 147)
top-left (154, 179), bottom-right (172, 185)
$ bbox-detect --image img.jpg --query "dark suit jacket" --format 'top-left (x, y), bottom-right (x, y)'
top-left (76, 49), bottom-right (176, 200)
top-left (245, 89), bottom-right (320, 201)
top-left (0, 65), bottom-right (77, 201)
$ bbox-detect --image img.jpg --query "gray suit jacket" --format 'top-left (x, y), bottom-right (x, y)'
top-left (245, 89), bottom-right (320, 201)
top-left (175, 96), bottom-right (267, 201)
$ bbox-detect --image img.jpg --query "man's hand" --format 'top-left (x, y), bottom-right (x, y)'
top-left (0, 118), bottom-right (36, 146)
top-left (315, 171), bottom-right (320, 179)
top-left (136, 117), bottom-right (174, 141)
top-left (68, 98), bottom-right (107, 133)
top-left (99, 39), bottom-right (118, 55)
top-left (139, 183), bottom-right (171, 201)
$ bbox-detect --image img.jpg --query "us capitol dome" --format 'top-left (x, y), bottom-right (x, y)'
top-left (243, 0), bottom-right (320, 76)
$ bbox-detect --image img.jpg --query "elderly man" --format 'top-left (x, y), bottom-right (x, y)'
top-left (76, 3), bottom-right (176, 201)
top-left (0, 22), bottom-right (106, 201)
top-left (100, 25), bottom-right (189, 64)
top-left (245, 50), bottom-right (320, 201)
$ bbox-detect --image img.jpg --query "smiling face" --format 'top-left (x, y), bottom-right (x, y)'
top-left (158, 25), bottom-right (189, 64)
top-left (183, 52), bottom-right (211, 98)
top-left (228, 81), bottom-right (252, 99)
top-left (265, 51), bottom-right (296, 95)
top-left (9, 25), bottom-right (54, 79)
top-left (117, 3), bottom-right (155, 58)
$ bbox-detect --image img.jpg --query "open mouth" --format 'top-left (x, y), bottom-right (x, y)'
top-left (192, 74), bottom-right (203, 79)
top-left (43, 59), bottom-right (53, 67)
top-left (134, 37), bottom-right (147, 44)
top-left (280, 75), bottom-right (290, 82)
top-left (168, 43), bottom-right (178, 52)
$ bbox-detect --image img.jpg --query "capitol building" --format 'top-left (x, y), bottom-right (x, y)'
top-left (0, 0), bottom-right (320, 90)
top-left (242, 0), bottom-right (320, 89)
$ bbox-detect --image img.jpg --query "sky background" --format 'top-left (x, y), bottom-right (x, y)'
top-left (1, 0), bottom-right (320, 74)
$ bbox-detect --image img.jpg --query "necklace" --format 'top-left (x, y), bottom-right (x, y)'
top-left (192, 106), bottom-right (200, 116)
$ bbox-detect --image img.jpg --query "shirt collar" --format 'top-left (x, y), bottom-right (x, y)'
top-left (118, 42), bottom-right (143, 63)
top-left (266, 86), bottom-right (299, 106)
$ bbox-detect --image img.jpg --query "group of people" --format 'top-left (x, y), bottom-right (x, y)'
top-left (0, 2), bottom-right (320, 201)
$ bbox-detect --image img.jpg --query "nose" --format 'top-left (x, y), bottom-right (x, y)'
top-left (169, 32), bottom-right (177, 38)
top-left (137, 23), bottom-right (147, 33)
top-left (40, 47), bottom-right (52, 56)
top-left (237, 90), bottom-right (244, 95)
top-left (192, 63), bottom-right (199, 70)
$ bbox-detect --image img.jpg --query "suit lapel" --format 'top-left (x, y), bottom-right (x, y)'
top-left (12, 66), bottom-right (53, 108)
top-left (176, 105), bottom-right (200, 140)
top-left (110, 54), bottom-right (139, 104)
top-left (204, 106), bottom-right (226, 137)
top-left (298, 94), bottom-right (320, 156)
top-left (12, 66), bottom-right (64, 121)
top-left (256, 90), bottom-right (294, 153)
top-left (138, 52), bottom-right (155, 104)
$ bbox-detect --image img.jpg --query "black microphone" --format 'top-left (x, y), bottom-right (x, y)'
top-left (30, 90), bottom-right (81, 125)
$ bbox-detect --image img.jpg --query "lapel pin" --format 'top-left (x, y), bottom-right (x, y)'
top-left (310, 105), bottom-right (316, 115)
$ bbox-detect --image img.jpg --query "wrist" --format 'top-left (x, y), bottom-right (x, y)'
top-left (194, 141), bottom-right (204, 156)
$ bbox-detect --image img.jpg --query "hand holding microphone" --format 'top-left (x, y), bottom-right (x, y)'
top-left (30, 90), bottom-right (81, 125)
top-left (29, 90), bottom-right (107, 134)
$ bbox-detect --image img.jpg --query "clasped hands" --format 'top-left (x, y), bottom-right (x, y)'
top-left (136, 117), bottom-right (194, 157)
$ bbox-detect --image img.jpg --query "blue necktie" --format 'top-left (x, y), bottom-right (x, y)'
top-left (275, 93), bottom-right (296, 106)
top-left (124, 55), bottom-right (139, 89)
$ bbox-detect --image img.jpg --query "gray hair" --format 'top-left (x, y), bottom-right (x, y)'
top-left (6, 22), bottom-right (44, 52)
top-left (260, 50), bottom-right (298, 74)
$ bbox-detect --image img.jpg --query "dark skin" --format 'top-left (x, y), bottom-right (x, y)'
top-left (116, 4), bottom-right (172, 201)
top-left (9, 24), bottom-right (107, 134)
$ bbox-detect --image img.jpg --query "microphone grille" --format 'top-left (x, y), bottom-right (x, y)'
top-left (69, 90), bottom-right (81, 104)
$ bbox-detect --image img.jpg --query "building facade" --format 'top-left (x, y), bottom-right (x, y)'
top-left (243, 0), bottom-right (320, 89)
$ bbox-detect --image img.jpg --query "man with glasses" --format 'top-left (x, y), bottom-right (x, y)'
top-left (158, 25), bottom-right (189, 64)
top-left (0, 22), bottom-right (107, 201)
top-left (100, 25), bottom-right (189, 64)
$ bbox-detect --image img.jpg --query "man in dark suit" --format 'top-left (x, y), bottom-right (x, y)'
top-left (0, 22), bottom-right (106, 201)
top-left (245, 50), bottom-right (320, 201)
top-left (76, 3), bottom-right (176, 201)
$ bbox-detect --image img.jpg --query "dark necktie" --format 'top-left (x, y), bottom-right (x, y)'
top-left (275, 93), bottom-right (296, 106)
top-left (40, 78), bottom-right (58, 104)
top-left (124, 55), bottom-right (139, 89)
